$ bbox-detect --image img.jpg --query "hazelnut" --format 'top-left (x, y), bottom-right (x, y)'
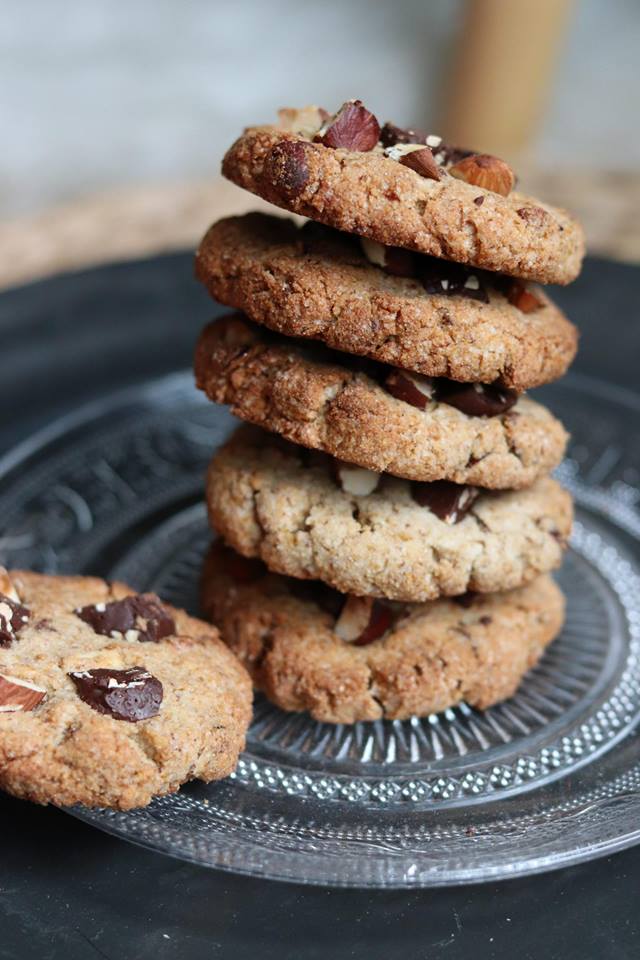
top-left (277, 105), bottom-right (328, 139)
top-left (0, 673), bottom-right (46, 713)
top-left (334, 596), bottom-right (393, 645)
top-left (449, 154), bottom-right (515, 196)
top-left (263, 140), bottom-right (310, 199)
top-left (334, 460), bottom-right (380, 496)
top-left (386, 143), bottom-right (440, 181)
top-left (315, 100), bottom-right (380, 152)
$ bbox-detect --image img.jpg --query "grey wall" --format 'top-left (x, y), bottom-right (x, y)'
top-left (1, 0), bottom-right (638, 216)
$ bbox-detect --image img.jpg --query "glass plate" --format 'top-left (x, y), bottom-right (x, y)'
top-left (2, 371), bottom-right (640, 888)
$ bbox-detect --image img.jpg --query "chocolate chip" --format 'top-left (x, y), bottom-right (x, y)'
top-left (75, 594), bottom-right (175, 644)
top-left (419, 257), bottom-right (489, 303)
top-left (351, 601), bottom-right (394, 646)
top-left (411, 481), bottom-right (479, 524)
top-left (479, 615), bottom-right (492, 625)
top-left (264, 140), bottom-right (310, 198)
top-left (68, 667), bottom-right (163, 722)
top-left (227, 552), bottom-right (266, 584)
top-left (454, 593), bottom-right (477, 608)
top-left (436, 381), bottom-right (518, 417)
top-left (380, 122), bottom-right (430, 148)
top-left (384, 369), bottom-right (435, 410)
top-left (473, 195), bottom-right (485, 206)
top-left (0, 594), bottom-right (30, 648)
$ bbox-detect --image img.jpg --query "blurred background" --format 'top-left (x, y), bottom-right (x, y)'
top-left (1, 0), bottom-right (638, 286)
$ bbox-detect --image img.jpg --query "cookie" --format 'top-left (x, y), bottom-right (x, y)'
top-left (196, 214), bottom-right (578, 391)
top-left (201, 542), bottom-right (565, 723)
top-left (221, 102), bottom-right (584, 284)
top-left (0, 569), bottom-right (252, 809)
top-left (195, 315), bottom-right (568, 489)
top-left (206, 427), bottom-right (573, 602)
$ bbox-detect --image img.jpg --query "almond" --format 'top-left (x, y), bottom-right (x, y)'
top-left (316, 100), bottom-right (380, 152)
top-left (449, 154), bottom-right (515, 196)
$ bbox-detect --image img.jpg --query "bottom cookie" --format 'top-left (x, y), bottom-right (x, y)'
top-left (201, 543), bottom-right (565, 724)
top-left (0, 568), bottom-right (252, 809)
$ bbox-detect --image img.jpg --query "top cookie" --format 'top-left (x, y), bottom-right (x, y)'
top-left (196, 213), bottom-right (578, 390)
top-left (0, 569), bottom-right (252, 809)
top-left (221, 101), bottom-right (585, 285)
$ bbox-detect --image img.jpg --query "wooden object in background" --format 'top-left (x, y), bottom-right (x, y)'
top-left (442, 0), bottom-right (575, 160)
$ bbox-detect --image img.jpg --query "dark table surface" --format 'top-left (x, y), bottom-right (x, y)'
top-left (0, 253), bottom-right (638, 960)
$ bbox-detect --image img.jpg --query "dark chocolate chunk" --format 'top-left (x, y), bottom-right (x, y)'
top-left (411, 481), bottom-right (479, 524)
top-left (68, 667), bottom-right (163, 722)
top-left (436, 381), bottom-right (518, 417)
top-left (75, 594), bottom-right (175, 643)
top-left (380, 122), bottom-right (430, 148)
top-left (384, 369), bottom-right (435, 409)
top-left (419, 257), bottom-right (489, 303)
top-left (351, 601), bottom-right (394, 646)
top-left (0, 594), bottom-right (30, 648)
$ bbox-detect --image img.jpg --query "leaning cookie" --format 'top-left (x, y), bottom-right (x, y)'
top-left (196, 214), bottom-right (578, 391)
top-left (206, 427), bottom-right (573, 603)
top-left (0, 569), bottom-right (252, 810)
top-left (201, 543), bottom-right (565, 724)
top-left (195, 315), bottom-right (568, 490)
top-left (221, 102), bottom-right (584, 284)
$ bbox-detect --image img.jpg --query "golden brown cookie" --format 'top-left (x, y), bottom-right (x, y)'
top-left (206, 426), bottom-right (573, 603)
top-left (201, 542), bottom-right (565, 724)
top-left (221, 103), bottom-right (584, 284)
top-left (196, 214), bottom-right (578, 391)
top-left (0, 569), bottom-right (252, 809)
top-left (194, 315), bottom-right (569, 489)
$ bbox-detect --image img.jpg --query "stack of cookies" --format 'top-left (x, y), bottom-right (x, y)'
top-left (194, 99), bottom-right (584, 725)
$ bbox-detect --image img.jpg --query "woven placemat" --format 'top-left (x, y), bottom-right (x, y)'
top-left (0, 172), bottom-right (638, 290)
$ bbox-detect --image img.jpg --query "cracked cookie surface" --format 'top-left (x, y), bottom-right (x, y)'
top-left (222, 125), bottom-right (584, 284)
top-left (206, 427), bottom-right (573, 602)
top-left (196, 214), bottom-right (578, 391)
top-left (201, 542), bottom-right (565, 723)
top-left (195, 314), bottom-right (568, 489)
top-left (0, 570), bottom-right (252, 809)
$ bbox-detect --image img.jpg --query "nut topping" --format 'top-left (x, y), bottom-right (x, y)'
top-left (68, 667), bottom-right (163, 722)
top-left (449, 154), bottom-right (515, 196)
top-left (0, 593), bottom-right (30, 648)
top-left (333, 460), bottom-right (381, 496)
top-left (360, 238), bottom-right (416, 277)
top-left (278, 105), bottom-right (328, 139)
top-left (411, 481), bottom-right (479, 524)
top-left (335, 595), bottom-right (393, 646)
top-left (75, 594), bottom-right (175, 644)
top-left (386, 143), bottom-right (440, 181)
top-left (505, 280), bottom-right (545, 314)
top-left (263, 140), bottom-right (310, 198)
top-left (0, 673), bottom-right (46, 713)
top-left (315, 100), bottom-right (380, 152)
top-left (384, 370), bottom-right (435, 410)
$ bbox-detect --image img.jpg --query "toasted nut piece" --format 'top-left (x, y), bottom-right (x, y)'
top-left (507, 281), bottom-right (545, 314)
top-left (334, 461), bottom-right (381, 496)
top-left (0, 673), bottom-right (46, 712)
top-left (316, 100), bottom-right (380, 152)
top-left (335, 596), bottom-right (393, 645)
top-left (449, 154), bottom-right (515, 196)
top-left (277, 105), bottom-right (328, 139)
top-left (391, 144), bottom-right (441, 181)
